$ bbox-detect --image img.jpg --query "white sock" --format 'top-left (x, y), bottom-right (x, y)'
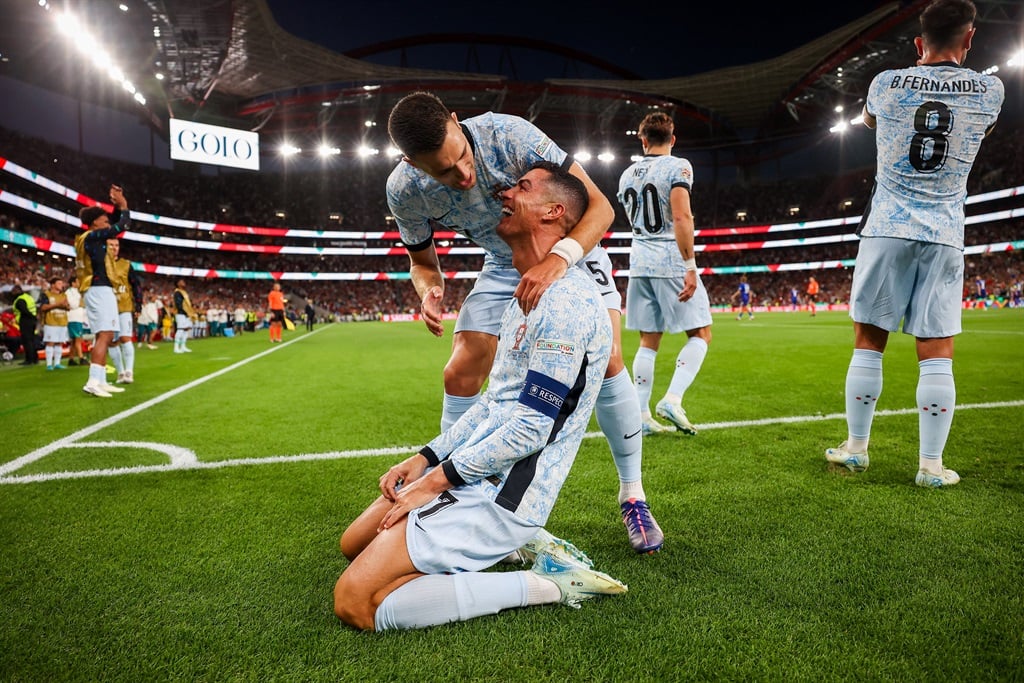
top-left (121, 341), bottom-right (135, 372)
top-left (595, 368), bottom-right (645, 498)
top-left (89, 363), bottom-right (105, 384)
top-left (525, 570), bottom-right (562, 605)
top-left (441, 392), bottom-right (480, 432)
top-left (45, 345), bottom-right (56, 366)
top-left (845, 349), bottom-right (883, 453)
top-left (374, 571), bottom-right (528, 631)
top-left (918, 358), bottom-right (955, 473)
top-left (632, 347), bottom-right (657, 415)
top-left (667, 336), bottom-right (708, 399)
top-left (108, 344), bottom-right (123, 374)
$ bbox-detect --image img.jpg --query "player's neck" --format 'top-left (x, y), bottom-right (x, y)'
top-left (643, 143), bottom-right (671, 156)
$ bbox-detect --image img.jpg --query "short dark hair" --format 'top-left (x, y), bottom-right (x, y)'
top-left (388, 92), bottom-right (452, 158)
top-left (638, 112), bottom-right (674, 146)
top-left (528, 161), bottom-right (589, 231)
top-left (79, 205), bottom-right (106, 227)
top-left (920, 0), bottom-right (976, 50)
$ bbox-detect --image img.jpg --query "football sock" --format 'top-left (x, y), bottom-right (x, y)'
top-left (121, 341), bottom-right (135, 372)
top-left (108, 344), bottom-right (123, 374)
top-left (632, 347), bottom-right (657, 415)
top-left (441, 392), bottom-right (481, 432)
top-left (595, 368), bottom-right (644, 488)
top-left (918, 358), bottom-right (955, 473)
top-left (374, 572), bottom-right (528, 631)
top-left (89, 363), bottom-right (105, 384)
top-left (667, 336), bottom-right (708, 399)
top-left (45, 345), bottom-right (56, 367)
top-left (845, 348), bottom-right (883, 453)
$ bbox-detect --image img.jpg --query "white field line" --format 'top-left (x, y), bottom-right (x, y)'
top-left (0, 328), bottom-right (324, 479)
top-left (1, 396), bottom-right (1021, 485)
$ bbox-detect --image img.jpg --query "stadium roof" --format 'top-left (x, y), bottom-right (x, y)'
top-left (1, 0), bottom-right (1020, 158)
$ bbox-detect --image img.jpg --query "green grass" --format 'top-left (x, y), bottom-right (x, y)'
top-left (1, 310), bottom-right (1022, 682)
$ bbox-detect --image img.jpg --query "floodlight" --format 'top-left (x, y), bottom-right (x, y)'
top-left (318, 145), bottom-right (341, 157)
top-left (357, 145), bottom-right (379, 157)
top-left (280, 144), bottom-right (301, 156)
top-left (575, 151), bottom-right (592, 162)
top-left (597, 152), bottom-right (615, 163)
top-left (1008, 50), bottom-right (1023, 68)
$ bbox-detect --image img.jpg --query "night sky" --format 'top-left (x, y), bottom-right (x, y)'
top-left (264, 0), bottom-right (886, 81)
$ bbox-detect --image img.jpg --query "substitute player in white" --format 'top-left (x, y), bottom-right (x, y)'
top-left (825, 0), bottom-right (1003, 487)
top-left (618, 112), bottom-right (712, 437)
top-left (386, 92), bottom-right (662, 553)
top-left (334, 163), bottom-right (626, 631)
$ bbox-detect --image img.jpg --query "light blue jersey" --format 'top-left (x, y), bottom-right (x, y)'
top-left (387, 112), bottom-right (570, 271)
top-left (419, 268), bottom-right (612, 527)
top-left (616, 154), bottom-right (693, 278)
top-left (860, 63), bottom-right (1003, 249)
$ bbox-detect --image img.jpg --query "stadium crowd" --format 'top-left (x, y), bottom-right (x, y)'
top-left (1, 120), bottom-right (1022, 337)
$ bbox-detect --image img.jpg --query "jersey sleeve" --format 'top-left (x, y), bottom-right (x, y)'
top-left (496, 114), bottom-right (569, 173)
top-left (443, 286), bottom-right (592, 485)
top-left (386, 169), bottom-right (434, 250)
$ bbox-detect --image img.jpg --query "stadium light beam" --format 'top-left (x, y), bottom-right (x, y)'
top-left (279, 144), bottom-right (301, 157)
top-left (357, 145), bottom-right (380, 158)
top-left (318, 145), bottom-right (341, 157)
top-left (575, 151), bottom-right (592, 162)
top-left (597, 152), bottom-right (615, 163)
top-left (1009, 50), bottom-right (1023, 68)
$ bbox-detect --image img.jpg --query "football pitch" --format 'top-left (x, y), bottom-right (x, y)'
top-left (2, 309), bottom-right (1022, 681)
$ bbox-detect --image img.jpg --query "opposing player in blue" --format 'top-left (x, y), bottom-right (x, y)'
top-left (617, 111), bottom-right (712, 437)
top-left (731, 275), bottom-right (755, 321)
top-left (825, 0), bottom-right (1003, 487)
top-left (386, 92), bottom-right (662, 553)
top-left (335, 162), bottom-right (627, 631)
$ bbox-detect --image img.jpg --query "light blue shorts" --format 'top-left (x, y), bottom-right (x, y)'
top-left (84, 287), bottom-right (119, 333)
top-left (455, 248), bottom-right (621, 336)
top-left (626, 275), bottom-right (713, 333)
top-left (42, 325), bottom-right (69, 344)
top-left (406, 480), bottom-right (539, 574)
top-left (175, 314), bottom-right (193, 330)
top-left (850, 236), bottom-right (964, 338)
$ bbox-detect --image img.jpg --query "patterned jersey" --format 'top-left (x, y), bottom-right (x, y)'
top-left (418, 268), bottom-right (611, 527)
top-left (616, 154), bottom-right (693, 278)
top-left (386, 112), bottom-right (569, 271)
top-left (860, 62), bottom-right (1003, 249)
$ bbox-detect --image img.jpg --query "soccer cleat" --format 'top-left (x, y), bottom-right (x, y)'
top-left (531, 545), bottom-right (627, 609)
top-left (100, 383), bottom-right (126, 393)
top-left (116, 372), bottom-right (127, 384)
top-left (123, 371), bottom-right (133, 383)
top-left (825, 441), bottom-right (869, 472)
top-left (915, 468), bottom-right (960, 488)
top-left (512, 528), bottom-right (594, 568)
top-left (46, 365), bottom-right (54, 371)
top-left (641, 416), bottom-right (672, 436)
top-left (621, 498), bottom-right (664, 554)
top-left (181, 346), bottom-right (193, 353)
top-left (656, 400), bottom-right (698, 435)
top-left (54, 364), bottom-right (66, 370)
top-left (83, 381), bottom-right (112, 398)
top-left (147, 344), bottom-right (158, 350)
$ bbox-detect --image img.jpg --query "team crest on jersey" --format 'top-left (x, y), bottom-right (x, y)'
top-left (681, 167), bottom-right (692, 183)
top-left (511, 322), bottom-right (528, 350)
top-left (535, 339), bottom-right (575, 355)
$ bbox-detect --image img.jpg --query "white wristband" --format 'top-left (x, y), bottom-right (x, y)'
top-left (550, 237), bottom-right (584, 267)
top-left (683, 258), bottom-right (697, 271)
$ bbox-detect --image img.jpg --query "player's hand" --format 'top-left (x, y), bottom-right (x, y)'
top-left (420, 286), bottom-right (444, 337)
top-left (515, 252), bottom-right (567, 315)
top-left (678, 270), bottom-right (697, 302)
top-left (378, 453), bottom-right (428, 502)
top-left (109, 185), bottom-right (127, 209)
top-left (378, 470), bottom-right (446, 532)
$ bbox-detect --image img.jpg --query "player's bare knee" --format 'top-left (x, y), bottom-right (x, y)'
top-left (442, 362), bottom-right (486, 395)
top-left (333, 576), bottom-right (375, 631)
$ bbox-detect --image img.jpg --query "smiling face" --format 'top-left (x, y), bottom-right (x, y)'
top-left (405, 116), bottom-right (477, 191)
top-left (496, 167), bottom-right (554, 242)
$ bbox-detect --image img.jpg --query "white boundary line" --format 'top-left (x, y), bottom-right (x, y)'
top-left (1, 394), bottom-right (1021, 485)
top-left (0, 328), bottom-right (324, 479)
